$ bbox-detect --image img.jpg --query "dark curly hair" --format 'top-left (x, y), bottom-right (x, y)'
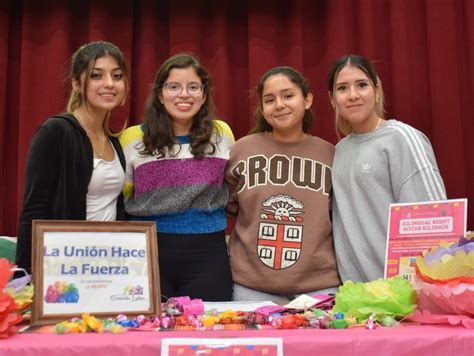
top-left (140, 53), bottom-right (217, 158)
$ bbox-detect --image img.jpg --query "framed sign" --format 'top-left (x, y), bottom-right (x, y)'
top-left (31, 220), bottom-right (160, 325)
top-left (384, 198), bottom-right (467, 282)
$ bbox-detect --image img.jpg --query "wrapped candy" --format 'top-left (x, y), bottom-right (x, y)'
top-left (165, 296), bottom-right (204, 317)
top-left (116, 313), bottom-right (127, 322)
top-left (365, 315), bottom-right (377, 329)
top-left (181, 298), bottom-right (204, 316)
top-left (218, 310), bottom-right (242, 324)
top-left (151, 315), bottom-right (161, 327)
top-left (333, 276), bottom-right (417, 323)
top-left (55, 313), bottom-right (127, 334)
top-left (160, 315), bottom-right (175, 329)
top-left (83, 313), bottom-right (103, 332)
top-left (201, 315), bottom-right (219, 327)
top-left (246, 312), bottom-right (269, 325)
top-left (136, 314), bottom-right (146, 325)
top-left (275, 314), bottom-right (309, 329)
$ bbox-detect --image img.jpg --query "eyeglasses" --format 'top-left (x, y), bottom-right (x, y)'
top-left (162, 82), bottom-right (205, 97)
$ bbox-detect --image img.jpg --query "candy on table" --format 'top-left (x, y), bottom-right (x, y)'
top-left (54, 313), bottom-right (127, 334)
top-left (164, 298), bottom-right (182, 316)
top-left (246, 311), bottom-right (269, 325)
top-left (201, 315), bottom-right (219, 327)
top-left (218, 310), bottom-right (242, 324)
top-left (332, 318), bottom-right (348, 329)
top-left (54, 323), bottom-right (68, 334)
top-left (136, 314), bottom-right (146, 325)
top-left (275, 314), bottom-right (309, 329)
top-left (151, 316), bottom-right (161, 327)
top-left (365, 315), bottom-right (377, 330)
top-left (181, 298), bottom-right (204, 316)
top-left (165, 296), bottom-right (204, 317)
top-left (344, 315), bottom-right (357, 327)
top-left (318, 315), bottom-right (333, 329)
top-left (160, 315), bottom-right (175, 329)
top-left (83, 313), bottom-right (103, 332)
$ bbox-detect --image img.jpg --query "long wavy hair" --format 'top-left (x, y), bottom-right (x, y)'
top-left (66, 41), bottom-right (129, 137)
top-left (250, 66), bottom-right (313, 134)
top-left (140, 53), bottom-right (217, 158)
top-left (327, 54), bottom-right (385, 138)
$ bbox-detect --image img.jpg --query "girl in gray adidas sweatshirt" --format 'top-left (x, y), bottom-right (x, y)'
top-left (328, 55), bottom-right (446, 283)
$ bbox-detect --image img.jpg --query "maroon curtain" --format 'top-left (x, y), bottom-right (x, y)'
top-left (1, 0), bottom-right (473, 235)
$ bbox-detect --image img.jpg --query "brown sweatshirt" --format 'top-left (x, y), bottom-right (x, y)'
top-left (226, 132), bottom-right (341, 294)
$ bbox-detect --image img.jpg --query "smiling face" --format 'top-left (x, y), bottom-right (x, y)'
top-left (159, 67), bottom-right (207, 135)
top-left (331, 65), bottom-right (379, 133)
top-left (76, 55), bottom-right (127, 116)
top-left (261, 74), bottom-right (313, 142)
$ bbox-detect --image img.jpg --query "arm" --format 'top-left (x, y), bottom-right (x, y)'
top-left (214, 119), bottom-right (236, 144)
top-left (16, 125), bottom-right (59, 273)
top-left (225, 146), bottom-right (242, 218)
top-left (214, 119), bottom-right (239, 217)
top-left (391, 125), bottom-right (446, 203)
top-left (118, 127), bottom-right (138, 202)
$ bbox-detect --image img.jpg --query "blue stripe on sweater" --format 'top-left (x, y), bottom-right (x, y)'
top-left (129, 208), bottom-right (227, 234)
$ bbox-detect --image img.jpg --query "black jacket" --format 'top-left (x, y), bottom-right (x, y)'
top-left (16, 114), bottom-right (126, 273)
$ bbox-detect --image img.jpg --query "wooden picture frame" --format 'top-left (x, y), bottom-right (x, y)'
top-left (31, 220), bottom-right (160, 325)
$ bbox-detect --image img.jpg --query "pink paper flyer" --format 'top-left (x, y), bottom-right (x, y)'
top-left (161, 338), bottom-right (283, 356)
top-left (384, 198), bottom-right (467, 281)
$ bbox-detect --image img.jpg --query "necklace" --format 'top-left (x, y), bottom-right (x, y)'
top-left (96, 137), bottom-right (107, 159)
top-left (75, 112), bottom-right (107, 159)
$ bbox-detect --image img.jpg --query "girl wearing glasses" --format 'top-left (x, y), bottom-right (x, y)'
top-left (225, 67), bottom-right (341, 303)
top-left (120, 54), bottom-right (234, 301)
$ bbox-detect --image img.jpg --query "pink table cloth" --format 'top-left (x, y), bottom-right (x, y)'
top-left (1, 324), bottom-right (474, 355)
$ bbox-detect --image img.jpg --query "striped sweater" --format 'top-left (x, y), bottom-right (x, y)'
top-left (332, 119), bottom-right (446, 283)
top-left (119, 120), bottom-right (235, 233)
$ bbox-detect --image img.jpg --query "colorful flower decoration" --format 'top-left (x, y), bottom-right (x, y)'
top-left (5, 274), bottom-right (34, 313)
top-left (415, 236), bottom-right (474, 284)
top-left (332, 276), bottom-right (417, 323)
top-left (0, 259), bottom-right (23, 338)
top-left (412, 236), bottom-right (474, 323)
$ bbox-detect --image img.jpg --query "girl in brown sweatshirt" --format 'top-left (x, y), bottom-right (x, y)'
top-left (226, 66), bottom-right (341, 303)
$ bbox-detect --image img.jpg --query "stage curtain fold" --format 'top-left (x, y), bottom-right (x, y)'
top-left (0, 0), bottom-right (473, 235)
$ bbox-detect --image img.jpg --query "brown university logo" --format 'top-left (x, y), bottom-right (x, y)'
top-left (257, 194), bottom-right (304, 270)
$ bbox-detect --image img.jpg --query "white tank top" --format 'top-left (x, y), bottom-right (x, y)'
top-left (86, 144), bottom-right (125, 221)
